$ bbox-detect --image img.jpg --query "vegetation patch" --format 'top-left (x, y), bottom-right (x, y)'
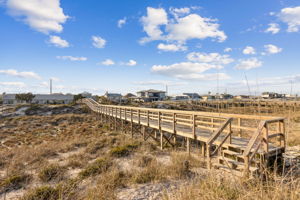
top-left (38, 164), bottom-right (66, 182)
top-left (79, 158), bottom-right (112, 179)
top-left (110, 143), bottom-right (139, 158)
top-left (0, 174), bottom-right (31, 194)
top-left (21, 186), bottom-right (59, 200)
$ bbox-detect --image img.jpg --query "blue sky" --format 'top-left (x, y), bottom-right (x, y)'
top-left (0, 0), bottom-right (300, 95)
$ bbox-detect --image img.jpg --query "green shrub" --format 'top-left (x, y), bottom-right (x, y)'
top-left (79, 158), bottom-right (112, 179)
top-left (110, 143), bottom-right (139, 158)
top-left (38, 164), bottom-right (65, 182)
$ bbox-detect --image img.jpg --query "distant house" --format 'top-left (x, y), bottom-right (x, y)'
top-left (261, 92), bottom-right (283, 99)
top-left (136, 89), bottom-right (166, 102)
top-left (183, 93), bottom-right (201, 100)
top-left (170, 95), bottom-right (189, 101)
top-left (235, 95), bottom-right (250, 100)
top-left (219, 93), bottom-right (234, 100)
top-left (104, 92), bottom-right (122, 102)
top-left (2, 93), bottom-right (74, 105)
top-left (202, 94), bottom-right (216, 101)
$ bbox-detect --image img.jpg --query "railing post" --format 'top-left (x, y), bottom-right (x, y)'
top-left (238, 118), bottom-right (242, 137)
top-left (138, 110), bottom-right (140, 124)
top-left (192, 114), bottom-right (196, 139)
top-left (173, 113), bottom-right (176, 144)
top-left (147, 110), bottom-right (150, 127)
top-left (130, 109), bottom-right (133, 138)
top-left (228, 120), bottom-right (232, 144)
top-left (263, 123), bottom-right (269, 153)
top-left (158, 112), bottom-right (163, 150)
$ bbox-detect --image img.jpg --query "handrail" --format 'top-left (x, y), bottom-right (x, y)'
top-left (207, 118), bottom-right (233, 145)
top-left (243, 121), bottom-right (266, 157)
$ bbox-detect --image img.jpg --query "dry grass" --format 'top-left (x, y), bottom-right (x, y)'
top-left (1, 104), bottom-right (300, 200)
top-left (165, 172), bottom-right (300, 200)
top-left (38, 164), bottom-right (66, 182)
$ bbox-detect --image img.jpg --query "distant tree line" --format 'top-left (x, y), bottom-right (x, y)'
top-left (15, 93), bottom-right (35, 103)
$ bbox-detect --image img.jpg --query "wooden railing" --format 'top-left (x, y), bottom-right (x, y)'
top-left (81, 98), bottom-right (229, 140)
top-left (243, 117), bottom-right (286, 172)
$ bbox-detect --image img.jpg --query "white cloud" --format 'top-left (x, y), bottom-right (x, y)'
top-left (118, 17), bottom-right (126, 28)
top-left (101, 59), bottom-right (115, 66)
top-left (140, 7), bottom-right (168, 43)
top-left (140, 7), bottom-right (226, 44)
top-left (264, 44), bottom-right (282, 54)
top-left (0, 81), bottom-right (26, 87)
top-left (151, 62), bottom-right (227, 81)
top-left (169, 7), bottom-right (190, 18)
top-left (265, 23), bottom-right (280, 34)
top-left (157, 43), bottom-right (187, 52)
top-left (166, 14), bottom-right (227, 42)
top-left (187, 52), bottom-right (234, 65)
top-left (279, 6), bottom-right (300, 32)
top-left (242, 46), bottom-right (256, 55)
top-left (92, 36), bottom-right (106, 48)
top-left (126, 60), bottom-right (137, 66)
top-left (235, 58), bottom-right (262, 70)
top-left (56, 56), bottom-right (87, 61)
top-left (49, 35), bottom-right (69, 48)
top-left (0, 69), bottom-right (41, 79)
top-left (224, 47), bottom-right (232, 52)
top-left (6, 0), bottom-right (68, 34)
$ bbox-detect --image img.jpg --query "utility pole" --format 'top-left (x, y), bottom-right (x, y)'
top-left (50, 79), bottom-right (53, 95)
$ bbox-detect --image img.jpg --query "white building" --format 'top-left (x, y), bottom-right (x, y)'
top-left (2, 93), bottom-right (74, 105)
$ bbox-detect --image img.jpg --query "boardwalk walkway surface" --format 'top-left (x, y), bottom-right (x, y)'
top-left (81, 98), bottom-right (286, 176)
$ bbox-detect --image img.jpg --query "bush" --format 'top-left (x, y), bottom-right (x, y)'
top-left (38, 164), bottom-right (66, 182)
top-left (0, 174), bottom-right (31, 194)
top-left (79, 158), bottom-right (112, 179)
top-left (22, 186), bottom-right (59, 200)
top-left (110, 143), bottom-right (139, 158)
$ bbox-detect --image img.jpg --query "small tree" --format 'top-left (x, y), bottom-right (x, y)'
top-left (15, 93), bottom-right (35, 104)
top-left (73, 94), bottom-right (84, 102)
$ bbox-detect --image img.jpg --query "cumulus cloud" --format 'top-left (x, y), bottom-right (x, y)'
top-left (140, 7), bottom-right (227, 45)
top-left (235, 58), bottom-right (262, 70)
top-left (151, 62), bottom-right (228, 81)
top-left (279, 6), bottom-right (300, 32)
top-left (92, 36), bottom-right (106, 48)
top-left (140, 7), bottom-right (168, 43)
top-left (264, 44), bottom-right (282, 54)
top-left (242, 46), bottom-right (256, 55)
top-left (101, 59), bottom-right (115, 66)
top-left (157, 43), bottom-right (187, 52)
top-left (125, 60), bottom-right (137, 66)
top-left (0, 69), bottom-right (41, 79)
top-left (56, 56), bottom-right (87, 61)
top-left (49, 35), bottom-right (69, 48)
top-left (224, 47), bottom-right (232, 52)
top-left (118, 17), bottom-right (126, 28)
top-left (6, 0), bottom-right (68, 34)
top-left (187, 52), bottom-right (234, 65)
top-left (265, 23), bottom-right (280, 34)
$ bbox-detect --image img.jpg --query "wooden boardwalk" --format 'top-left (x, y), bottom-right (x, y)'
top-left (81, 98), bottom-right (286, 176)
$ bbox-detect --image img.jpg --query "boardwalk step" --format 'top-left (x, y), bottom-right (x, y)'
top-left (222, 149), bottom-right (243, 157)
top-left (218, 157), bottom-right (258, 172)
top-left (213, 164), bottom-right (243, 177)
